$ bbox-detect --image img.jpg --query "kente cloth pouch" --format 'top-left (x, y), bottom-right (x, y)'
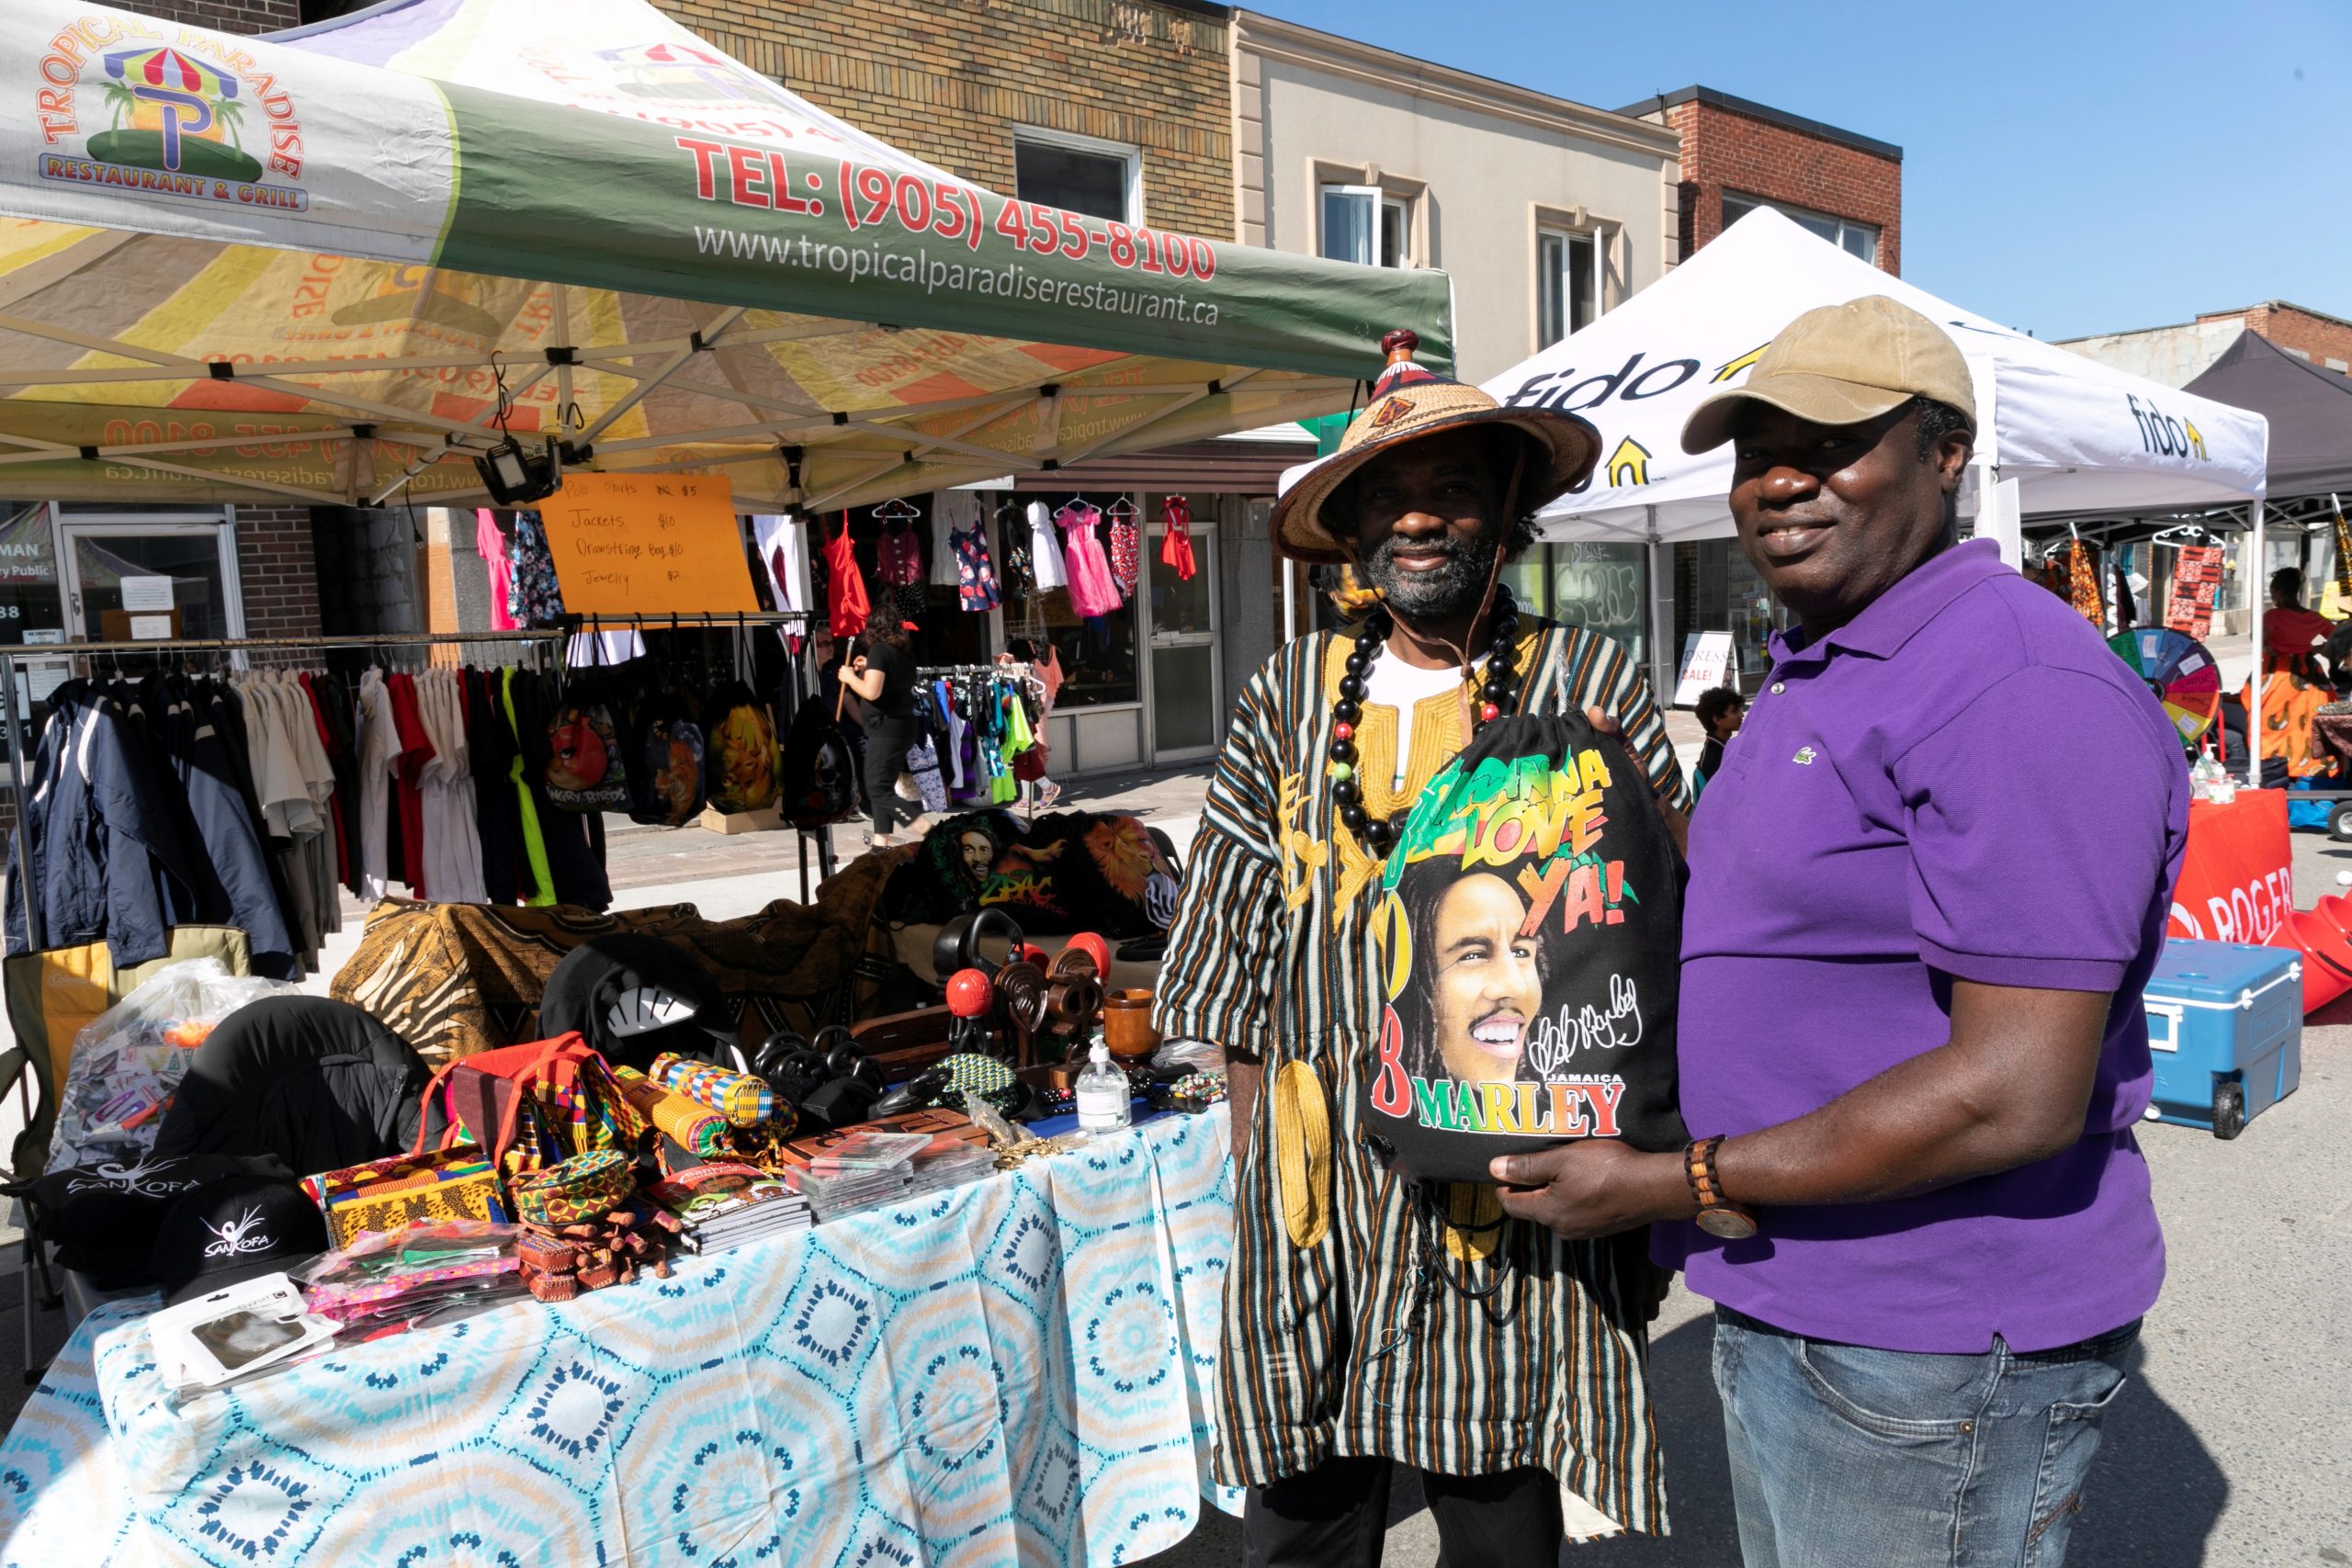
top-left (300, 1150), bottom-right (511, 1249)
top-left (648, 1053), bottom-right (773, 1128)
top-left (612, 1066), bottom-right (730, 1160)
top-left (509, 1150), bottom-right (636, 1228)
top-left (1361, 710), bottom-right (1689, 1186)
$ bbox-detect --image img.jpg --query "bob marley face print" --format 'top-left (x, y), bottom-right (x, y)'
top-left (1365, 709), bottom-right (1688, 1184)
top-left (1428, 874), bottom-right (1545, 1084)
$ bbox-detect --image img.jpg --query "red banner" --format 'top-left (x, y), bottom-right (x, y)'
top-left (2168, 789), bottom-right (2291, 944)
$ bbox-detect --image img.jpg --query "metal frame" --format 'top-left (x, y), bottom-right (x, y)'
top-left (0, 290), bottom-right (1357, 513)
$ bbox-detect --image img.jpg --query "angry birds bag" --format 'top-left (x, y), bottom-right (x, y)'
top-left (544, 671), bottom-right (632, 814)
top-left (1362, 710), bottom-right (1687, 1185)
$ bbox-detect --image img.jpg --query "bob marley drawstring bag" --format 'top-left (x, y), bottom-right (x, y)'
top-left (1363, 709), bottom-right (1688, 1185)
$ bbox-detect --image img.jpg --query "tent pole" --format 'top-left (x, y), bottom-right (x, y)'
top-left (1645, 508), bottom-right (1673, 713)
top-left (2246, 497), bottom-right (2266, 789)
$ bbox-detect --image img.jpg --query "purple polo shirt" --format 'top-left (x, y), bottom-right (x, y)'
top-left (1665, 539), bottom-right (2186, 1353)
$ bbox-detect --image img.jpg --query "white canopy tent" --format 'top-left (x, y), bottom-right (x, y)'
top-left (1477, 209), bottom-right (2273, 776)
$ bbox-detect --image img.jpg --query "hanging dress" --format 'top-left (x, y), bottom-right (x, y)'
top-left (823, 512), bottom-right (872, 638)
top-left (1160, 493), bottom-right (1198, 582)
top-left (508, 511), bottom-right (565, 626)
top-left (1058, 502), bottom-right (1124, 618)
top-left (953, 523), bottom-right (1001, 612)
top-left (1106, 505), bottom-right (1140, 600)
top-left (1025, 500), bottom-right (1069, 590)
top-left (479, 510), bottom-right (518, 631)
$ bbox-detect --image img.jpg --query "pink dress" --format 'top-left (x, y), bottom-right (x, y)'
top-left (1057, 503), bottom-right (1124, 617)
top-left (478, 509), bottom-right (517, 630)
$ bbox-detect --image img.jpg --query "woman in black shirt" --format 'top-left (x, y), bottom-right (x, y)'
top-left (837, 610), bottom-right (921, 846)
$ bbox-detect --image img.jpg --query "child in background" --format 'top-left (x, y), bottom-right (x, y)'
top-left (1694, 685), bottom-right (1745, 797)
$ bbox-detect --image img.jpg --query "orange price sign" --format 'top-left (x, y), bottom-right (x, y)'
top-left (537, 472), bottom-right (758, 617)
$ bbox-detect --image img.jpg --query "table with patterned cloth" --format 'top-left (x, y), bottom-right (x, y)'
top-left (0, 1110), bottom-right (1238, 1568)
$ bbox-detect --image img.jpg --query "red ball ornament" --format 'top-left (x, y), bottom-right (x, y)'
top-left (1333, 721), bottom-right (1354, 741)
top-left (945, 967), bottom-right (995, 1018)
top-left (1478, 702), bottom-right (1501, 723)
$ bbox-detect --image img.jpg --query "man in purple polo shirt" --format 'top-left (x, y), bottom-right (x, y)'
top-left (1488, 294), bottom-right (2186, 1566)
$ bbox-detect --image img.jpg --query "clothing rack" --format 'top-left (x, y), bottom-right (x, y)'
top-left (0, 626), bottom-right (571, 956)
top-left (915, 662), bottom-right (1044, 822)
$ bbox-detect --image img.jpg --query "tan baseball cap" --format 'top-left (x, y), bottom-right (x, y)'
top-left (1679, 294), bottom-right (1975, 455)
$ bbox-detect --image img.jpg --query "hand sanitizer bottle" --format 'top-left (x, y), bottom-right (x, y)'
top-left (1076, 1040), bottom-right (1132, 1134)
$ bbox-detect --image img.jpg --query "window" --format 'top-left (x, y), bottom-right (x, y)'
top-left (1723, 191), bottom-right (1878, 264)
top-left (1320, 185), bottom-right (1411, 267)
top-left (1537, 229), bottom-right (1599, 347)
top-left (1012, 129), bottom-right (1137, 223)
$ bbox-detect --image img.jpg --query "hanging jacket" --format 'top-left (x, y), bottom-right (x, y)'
top-left (162, 683), bottom-right (296, 965)
top-left (3, 683), bottom-right (204, 966)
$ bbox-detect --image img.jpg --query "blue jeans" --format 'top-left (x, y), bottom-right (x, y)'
top-left (1713, 1306), bottom-right (2138, 1568)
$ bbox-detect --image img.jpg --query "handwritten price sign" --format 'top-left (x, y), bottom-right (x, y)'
top-left (538, 472), bottom-right (759, 617)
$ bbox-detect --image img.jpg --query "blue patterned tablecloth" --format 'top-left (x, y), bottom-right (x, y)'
top-left (0, 1109), bottom-right (1238, 1568)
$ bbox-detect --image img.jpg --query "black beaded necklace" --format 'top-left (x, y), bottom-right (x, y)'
top-left (1329, 590), bottom-right (1522, 856)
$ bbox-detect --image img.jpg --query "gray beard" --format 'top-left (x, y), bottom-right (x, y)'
top-left (1361, 529), bottom-right (1504, 622)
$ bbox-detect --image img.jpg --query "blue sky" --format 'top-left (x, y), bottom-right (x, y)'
top-left (1254, 0), bottom-right (2352, 341)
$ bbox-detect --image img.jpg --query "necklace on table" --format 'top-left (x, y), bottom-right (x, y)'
top-left (1328, 590), bottom-right (1521, 856)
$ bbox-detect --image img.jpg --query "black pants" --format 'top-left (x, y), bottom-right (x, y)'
top-left (864, 719), bottom-right (916, 836)
top-left (1240, 1456), bottom-right (1565, 1568)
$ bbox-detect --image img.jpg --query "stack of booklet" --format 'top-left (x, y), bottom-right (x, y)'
top-left (786, 1131), bottom-right (999, 1223)
top-left (640, 1163), bottom-right (812, 1255)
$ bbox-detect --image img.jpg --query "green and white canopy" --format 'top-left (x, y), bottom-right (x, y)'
top-left (0, 0), bottom-right (1450, 508)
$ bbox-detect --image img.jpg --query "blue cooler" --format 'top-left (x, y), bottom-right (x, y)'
top-left (2141, 940), bottom-right (2301, 1139)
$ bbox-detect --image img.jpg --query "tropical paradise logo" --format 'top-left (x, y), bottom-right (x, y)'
top-left (34, 17), bottom-right (308, 212)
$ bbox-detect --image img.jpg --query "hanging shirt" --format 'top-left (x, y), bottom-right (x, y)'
top-left (356, 670), bottom-right (400, 902)
top-left (479, 510), bottom-right (517, 632)
top-left (876, 519), bottom-right (924, 586)
top-left (933, 491), bottom-right (979, 586)
top-left (752, 513), bottom-right (814, 618)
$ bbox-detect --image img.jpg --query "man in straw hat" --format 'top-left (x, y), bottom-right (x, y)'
top-left (1485, 296), bottom-right (2183, 1566)
top-left (1153, 330), bottom-right (1690, 1561)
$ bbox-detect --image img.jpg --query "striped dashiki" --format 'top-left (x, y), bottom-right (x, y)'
top-left (1154, 619), bottom-right (1689, 1534)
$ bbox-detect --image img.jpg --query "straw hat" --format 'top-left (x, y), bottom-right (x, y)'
top-left (1271, 331), bottom-right (1602, 564)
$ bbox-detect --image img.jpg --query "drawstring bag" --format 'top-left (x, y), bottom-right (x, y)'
top-left (778, 696), bottom-right (859, 829)
top-left (545, 671), bottom-right (633, 814)
top-left (630, 690), bottom-right (707, 828)
top-left (1362, 709), bottom-right (1687, 1185)
top-left (703, 680), bottom-right (781, 814)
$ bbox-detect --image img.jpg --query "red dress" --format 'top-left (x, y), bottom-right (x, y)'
top-left (823, 513), bottom-right (871, 638)
top-left (1159, 494), bottom-right (1197, 581)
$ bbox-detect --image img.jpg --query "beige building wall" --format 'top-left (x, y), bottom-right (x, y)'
top-left (1232, 13), bottom-right (1679, 384)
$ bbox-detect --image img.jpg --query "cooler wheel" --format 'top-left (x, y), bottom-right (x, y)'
top-left (2211, 1080), bottom-right (2245, 1141)
top-left (2329, 802), bottom-right (2352, 842)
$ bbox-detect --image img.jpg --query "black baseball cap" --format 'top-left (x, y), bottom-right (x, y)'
top-left (537, 935), bottom-right (736, 1071)
top-left (30, 1153), bottom-right (289, 1290)
top-left (148, 1175), bottom-right (329, 1307)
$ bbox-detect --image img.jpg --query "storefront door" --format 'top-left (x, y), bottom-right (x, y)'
top-left (56, 512), bottom-right (242, 643)
top-left (1143, 515), bottom-right (1219, 761)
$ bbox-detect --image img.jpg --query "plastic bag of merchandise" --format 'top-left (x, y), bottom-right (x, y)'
top-left (45, 959), bottom-right (302, 1176)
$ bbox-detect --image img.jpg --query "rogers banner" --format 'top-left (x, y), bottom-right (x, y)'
top-left (2168, 790), bottom-right (2291, 944)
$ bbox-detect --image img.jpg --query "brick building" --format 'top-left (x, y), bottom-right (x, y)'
top-left (1619, 85), bottom-right (1902, 275)
top-left (2063, 300), bottom-right (2352, 386)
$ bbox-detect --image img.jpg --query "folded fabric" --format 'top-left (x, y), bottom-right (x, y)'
top-left (614, 1066), bottom-right (729, 1158)
top-left (648, 1053), bottom-right (773, 1127)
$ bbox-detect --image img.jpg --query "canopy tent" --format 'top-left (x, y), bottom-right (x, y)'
top-left (1480, 209), bottom-right (2267, 547)
top-left (2183, 329), bottom-right (2352, 503)
top-left (0, 0), bottom-right (1447, 512)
